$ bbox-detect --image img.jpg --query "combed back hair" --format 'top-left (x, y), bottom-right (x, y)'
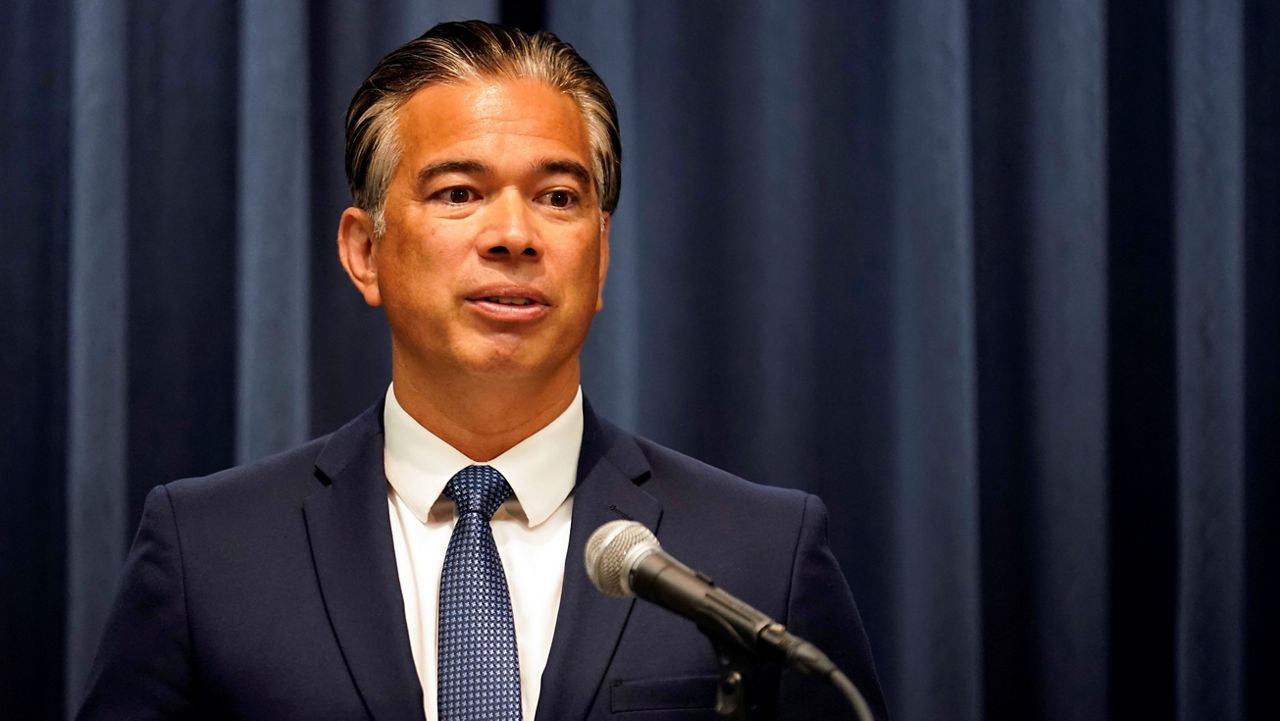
top-left (344, 20), bottom-right (621, 236)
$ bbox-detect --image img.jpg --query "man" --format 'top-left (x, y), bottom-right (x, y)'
top-left (78, 21), bottom-right (886, 721)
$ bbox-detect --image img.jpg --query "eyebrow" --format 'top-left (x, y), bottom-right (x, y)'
top-left (414, 158), bottom-right (593, 190)
top-left (416, 160), bottom-right (490, 188)
top-left (536, 159), bottom-right (592, 188)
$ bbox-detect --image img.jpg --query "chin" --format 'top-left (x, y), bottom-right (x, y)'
top-left (455, 346), bottom-right (553, 377)
top-left (476, 345), bottom-right (582, 383)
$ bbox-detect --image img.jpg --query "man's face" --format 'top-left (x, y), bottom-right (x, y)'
top-left (369, 78), bottom-right (609, 384)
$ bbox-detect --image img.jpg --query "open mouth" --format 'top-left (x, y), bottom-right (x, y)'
top-left (481, 296), bottom-right (536, 306)
top-left (465, 290), bottom-right (550, 322)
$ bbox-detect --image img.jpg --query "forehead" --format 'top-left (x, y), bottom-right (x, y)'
top-left (394, 78), bottom-right (592, 167)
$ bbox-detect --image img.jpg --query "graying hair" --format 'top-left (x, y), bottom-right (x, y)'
top-left (344, 20), bottom-right (622, 237)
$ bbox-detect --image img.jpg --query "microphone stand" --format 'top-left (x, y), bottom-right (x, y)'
top-left (689, 590), bottom-right (774, 721)
top-left (709, 639), bottom-right (761, 721)
top-left (695, 599), bottom-right (875, 721)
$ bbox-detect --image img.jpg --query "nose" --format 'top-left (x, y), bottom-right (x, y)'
top-left (479, 189), bottom-right (539, 259)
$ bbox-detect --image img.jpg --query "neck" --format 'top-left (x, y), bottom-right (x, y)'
top-left (390, 356), bottom-right (580, 462)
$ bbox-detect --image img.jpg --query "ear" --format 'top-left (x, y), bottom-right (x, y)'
top-left (596, 213), bottom-right (611, 311)
top-left (337, 207), bottom-right (382, 307)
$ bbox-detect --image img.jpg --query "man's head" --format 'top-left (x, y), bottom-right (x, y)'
top-left (336, 21), bottom-right (616, 403)
top-left (344, 20), bottom-right (621, 237)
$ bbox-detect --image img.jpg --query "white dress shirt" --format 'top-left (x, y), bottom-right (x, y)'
top-left (383, 384), bottom-right (580, 721)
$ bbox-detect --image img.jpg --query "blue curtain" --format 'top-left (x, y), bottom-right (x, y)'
top-left (3, 1), bottom-right (1276, 720)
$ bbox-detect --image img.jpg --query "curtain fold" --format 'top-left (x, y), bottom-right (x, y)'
top-left (1243, 4), bottom-right (1280, 720)
top-left (65, 0), bottom-right (129, 705)
top-left (1172, 1), bottom-right (1246, 719)
top-left (0, 2), bottom-right (1274, 719)
top-left (236, 0), bottom-right (313, 464)
top-left (1023, 2), bottom-right (1109, 720)
top-left (886, 1), bottom-right (984, 720)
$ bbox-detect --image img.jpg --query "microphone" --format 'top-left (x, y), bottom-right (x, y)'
top-left (585, 520), bottom-right (875, 721)
top-left (584, 519), bottom-right (841, 679)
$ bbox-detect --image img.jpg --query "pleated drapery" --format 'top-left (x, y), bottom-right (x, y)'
top-left (2, 1), bottom-right (1276, 720)
top-left (63, 0), bottom-right (129, 704)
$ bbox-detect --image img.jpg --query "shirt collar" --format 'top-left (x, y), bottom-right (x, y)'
top-left (382, 383), bottom-right (583, 527)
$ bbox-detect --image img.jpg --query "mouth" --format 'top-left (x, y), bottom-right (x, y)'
top-left (478, 296), bottom-right (537, 306)
top-left (465, 287), bottom-right (551, 322)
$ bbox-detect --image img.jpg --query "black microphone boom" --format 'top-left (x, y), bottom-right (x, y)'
top-left (584, 520), bottom-right (874, 721)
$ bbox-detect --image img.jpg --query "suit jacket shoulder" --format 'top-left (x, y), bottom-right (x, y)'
top-left (542, 411), bottom-right (887, 721)
top-left (78, 402), bottom-right (425, 721)
top-left (162, 402), bottom-right (377, 512)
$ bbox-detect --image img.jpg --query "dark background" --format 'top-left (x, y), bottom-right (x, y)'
top-left (3, 1), bottom-right (1276, 719)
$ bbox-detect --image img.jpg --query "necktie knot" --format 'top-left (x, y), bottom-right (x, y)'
top-left (444, 465), bottom-right (512, 521)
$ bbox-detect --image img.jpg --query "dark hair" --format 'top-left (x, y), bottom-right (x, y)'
top-left (344, 20), bottom-right (621, 235)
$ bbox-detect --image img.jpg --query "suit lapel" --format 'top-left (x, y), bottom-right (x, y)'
top-left (304, 405), bottom-right (424, 721)
top-left (535, 403), bottom-right (661, 721)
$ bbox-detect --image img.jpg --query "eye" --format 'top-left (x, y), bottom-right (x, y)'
top-left (431, 186), bottom-right (477, 205)
top-left (543, 189), bottom-right (577, 208)
top-left (445, 187), bottom-right (474, 204)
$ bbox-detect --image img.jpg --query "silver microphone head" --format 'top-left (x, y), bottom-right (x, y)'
top-left (585, 519), bottom-right (660, 597)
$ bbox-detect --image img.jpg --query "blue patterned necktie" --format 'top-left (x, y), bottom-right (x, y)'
top-left (438, 465), bottom-right (523, 721)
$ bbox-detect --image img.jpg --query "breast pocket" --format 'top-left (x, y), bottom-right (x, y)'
top-left (609, 674), bottom-right (720, 718)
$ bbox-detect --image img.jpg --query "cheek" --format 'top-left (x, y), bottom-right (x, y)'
top-left (376, 238), bottom-right (453, 307)
top-left (566, 246), bottom-right (606, 308)
top-left (380, 214), bottom-right (470, 273)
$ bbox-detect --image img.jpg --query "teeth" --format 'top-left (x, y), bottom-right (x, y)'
top-left (485, 296), bottom-right (532, 306)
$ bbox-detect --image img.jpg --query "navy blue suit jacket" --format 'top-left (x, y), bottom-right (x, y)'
top-left (78, 401), bottom-right (887, 720)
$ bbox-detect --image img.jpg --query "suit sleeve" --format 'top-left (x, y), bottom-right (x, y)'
top-left (776, 494), bottom-right (889, 721)
top-left (76, 485), bottom-right (197, 720)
